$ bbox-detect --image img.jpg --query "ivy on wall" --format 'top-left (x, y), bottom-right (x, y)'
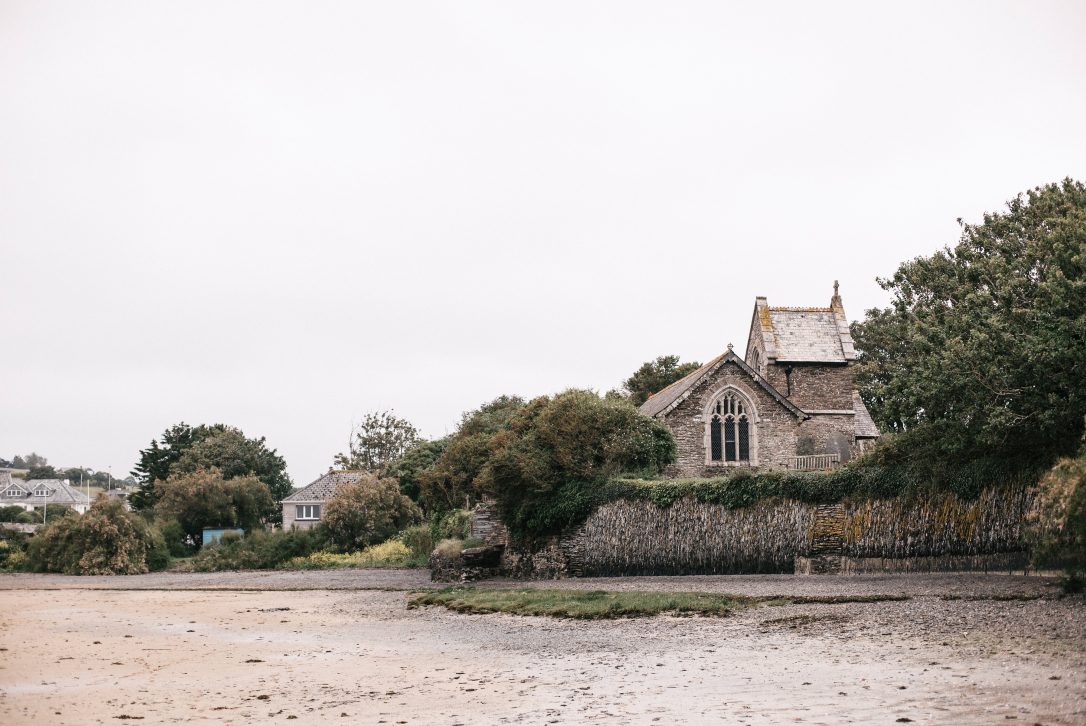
top-left (509, 458), bottom-right (1042, 541)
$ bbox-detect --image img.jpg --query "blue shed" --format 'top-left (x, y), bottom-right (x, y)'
top-left (202, 527), bottom-right (245, 547)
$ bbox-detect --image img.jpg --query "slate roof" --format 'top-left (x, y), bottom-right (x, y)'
top-left (282, 470), bottom-right (368, 503)
top-left (749, 290), bottom-right (857, 364)
top-left (0, 474), bottom-right (91, 506)
top-left (853, 392), bottom-right (880, 438)
top-left (639, 348), bottom-right (805, 420)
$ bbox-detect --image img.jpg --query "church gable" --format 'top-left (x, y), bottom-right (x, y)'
top-left (639, 348), bottom-right (802, 421)
top-left (641, 282), bottom-right (878, 477)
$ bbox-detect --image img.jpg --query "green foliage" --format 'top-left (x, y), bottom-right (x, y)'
top-left (1029, 444), bottom-right (1086, 575)
top-left (158, 520), bottom-right (195, 558)
top-left (478, 390), bottom-right (676, 539)
top-left (40, 504), bottom-right (76, 522)
top-left (190, 527), bottom-right (328, 571)
top-left (26, 497), bottom-right (170, 575)
top-left (153, 468), bottom-right (276, 546)
top-left (283, 539), bottom-right (415, 570)
top-left (412, 588), bottom-right (907, 619)
top-left (510, 457), bottom-right (1039, 542)
top-left (853, 178), bottom-right (1086, 461)
top-left (397, 524), bottom-right (433, 565)
top-left (0, 506), bottom-right (33, 523)
top-left (334, 410), bottom-right (420, 472)
top-left (25, 465), bottom-right (59, 480)
top-left (621, 355), bottom-right (702, 406)
top-left (382, 438), bottom-right (447, 505)
top-left (130, 423), bottom-right (292, 519)
top-left (430, 508), bottom-right (472, 542)
top-left (620, 458), bottom-right (1035, 508)
top-left (0, 528), bottom-right (29, 571)
top-left (322, 473), bottom-right (423, 550)
top-left (418, 396), bottom-right (526, 514)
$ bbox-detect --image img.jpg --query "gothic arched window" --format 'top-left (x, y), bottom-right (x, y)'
top-left (709, 393), bottom-right (752, 463)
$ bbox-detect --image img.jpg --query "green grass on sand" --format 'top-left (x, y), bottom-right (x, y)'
top-left (409, 587), bottom-right (909, 620)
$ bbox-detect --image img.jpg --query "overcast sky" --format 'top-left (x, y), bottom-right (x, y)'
top-left (2, 1), bottom-right (1084, 485)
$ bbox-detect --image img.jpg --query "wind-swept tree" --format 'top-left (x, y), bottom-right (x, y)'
top-left (334, 411), bottom-right (420, 472)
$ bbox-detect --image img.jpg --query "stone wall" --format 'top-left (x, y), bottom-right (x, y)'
top-left (764, 363), bottom-right (853, 411)
top-left (563, 498), bottom-right (812, 576)
top-left (472, 486), bottom-right (1035, 579)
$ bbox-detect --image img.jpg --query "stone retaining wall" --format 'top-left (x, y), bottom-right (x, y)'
top-left (469, 486), bottom-right (1035, 578)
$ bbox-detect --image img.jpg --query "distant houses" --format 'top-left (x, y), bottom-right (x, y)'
top-left (0, 470), bottom-right (91, 514)
top-left (281, 470), bottom-right (366, 530)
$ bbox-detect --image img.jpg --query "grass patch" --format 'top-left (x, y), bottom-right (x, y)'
top-left (283, 539), bottom-right (428, 570)
top-left (408, 587), bottom-right (910, 619)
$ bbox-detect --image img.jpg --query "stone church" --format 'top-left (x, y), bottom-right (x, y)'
top-left (639, 283), bottom-right (879, 477)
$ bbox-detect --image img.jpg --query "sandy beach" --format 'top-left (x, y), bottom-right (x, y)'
top-left (1, 570), bottom-right (1083, 725)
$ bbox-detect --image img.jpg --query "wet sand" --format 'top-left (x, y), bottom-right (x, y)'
top-left (1, 573), bottom-right (1083, 724)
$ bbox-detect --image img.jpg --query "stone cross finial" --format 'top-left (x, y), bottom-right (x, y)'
top-left (727, 343), bottom-right (734, 352)
top-left (833, 280), bottom-right (839, 296)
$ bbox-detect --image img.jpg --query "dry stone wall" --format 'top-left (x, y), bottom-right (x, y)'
top-left (564, 498), bottom-right (813, 576)
top-left (472, 486), bottom-right (1036, 579)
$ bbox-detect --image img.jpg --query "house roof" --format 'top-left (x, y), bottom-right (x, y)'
top-left (282, 470), bottom-right (369, 503)
top-left (0, 475), bottom-right (91, 505)
top-left (749, 287), bottom-right (857, 364)
top-left (853, 392), bottom-right (880, 438)
top-left (639, 348), bottom-right (806, 420)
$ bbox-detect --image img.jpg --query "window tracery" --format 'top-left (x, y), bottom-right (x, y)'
top-left (708, 392), bottom-right (752, 463)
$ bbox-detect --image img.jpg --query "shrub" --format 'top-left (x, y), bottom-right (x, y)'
top-left (153, 468), bottom-right (275, 546)
top-left (433, 538), bottom-right (466, 558)
top-left (26, 497), bottom-right (170, 575)
top-left (430, 509), bottom-right (472, 542)
top-left (284, 539), bottom-right (413, 569)
top-left (398, 524), bottom-right (433, 566)
top-left (190, 527), bottom-right (327, 572)
top-left (323, 473), bottom-right (422, 551)
top-left (478, 390), bottom-right (675, 539)
top-left (159, 519), bottom-right (195, 558)
top-left (0, 506), bottom-right (33, 523)
top-left (0, 529), bottom-right (29, 571)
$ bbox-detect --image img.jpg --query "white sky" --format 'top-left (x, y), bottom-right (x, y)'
top-left (2, 1), bottom-right (1085, 485)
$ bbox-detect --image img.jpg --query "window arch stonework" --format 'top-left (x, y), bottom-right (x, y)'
top-left (702, 386), bottom-right (758, 467)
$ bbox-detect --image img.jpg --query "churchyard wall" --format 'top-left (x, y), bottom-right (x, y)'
top-left (467, 486), bottom-right (1035, 579)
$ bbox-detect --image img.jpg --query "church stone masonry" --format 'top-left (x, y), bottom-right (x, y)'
top-left (639, 283), bottom-right (879, 478)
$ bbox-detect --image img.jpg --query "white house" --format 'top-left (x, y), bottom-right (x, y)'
top-left (0, 470), bottom-right (91, 514)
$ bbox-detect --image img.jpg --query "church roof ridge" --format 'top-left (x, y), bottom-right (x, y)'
top-left (639, 349), bottom-right (805, 420)
top-left (767, 305), bottom-right (833, 313)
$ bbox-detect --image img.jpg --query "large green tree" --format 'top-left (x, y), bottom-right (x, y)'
top-left (621, 355), bottom-right (702, 406)
top-left (853, 178), bottom-right (1086, 461)
top-left (478, 389), bottom-right (676, 538)
top-left (130, 423), bottom-right (292, 517)
top-left (381, 438), bottom-right (448, 505)
top-left (417, 395), bottom-right (525, 514)
top-left (153, 468), bottom-right (275, 546)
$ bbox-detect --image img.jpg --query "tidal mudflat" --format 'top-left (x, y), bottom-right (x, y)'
top-left (1, 571), bottom-right (1082, 724)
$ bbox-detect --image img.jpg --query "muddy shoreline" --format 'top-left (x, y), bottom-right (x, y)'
top-left (1, 572), bottom-right (1083, 724)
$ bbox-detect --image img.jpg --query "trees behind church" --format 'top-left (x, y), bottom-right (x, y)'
top-left (619, 355), bottom-right (702, 406)
top-left (852, 178), bottom-right (1085, 466)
